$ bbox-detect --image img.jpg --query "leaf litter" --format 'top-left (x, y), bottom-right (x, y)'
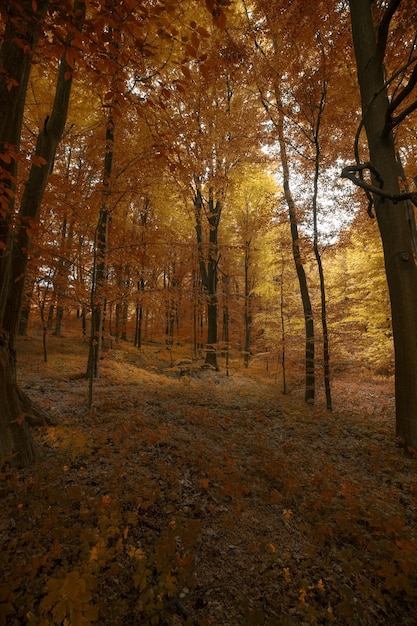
top-left (0, 335), bottom-right (416, 625)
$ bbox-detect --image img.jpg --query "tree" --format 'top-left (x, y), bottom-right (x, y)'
top-left (345, 0), bottom-right (417, 448)
top-left (224, 164), bottom-right (278, 367)
top-left (243, 0), bottom-right (318, 403)
top-left (0, 0), bottom-right (85, 466)
top-left (148, 20), bottom-right (263, 369)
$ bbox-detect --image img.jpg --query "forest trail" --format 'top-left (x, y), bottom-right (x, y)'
top-left (1, 336), bottom-right (416, 625)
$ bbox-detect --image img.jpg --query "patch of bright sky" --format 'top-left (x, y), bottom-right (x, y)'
top-left (266, 148), bottom-right (361, 245)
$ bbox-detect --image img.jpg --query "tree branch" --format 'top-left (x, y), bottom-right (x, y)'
top-left (385, 62), bottom-right (417, 130)
top-left (376, 0), bottom-right (402, 64)
top-left (390, 98), bottom-right (417, 128)
top-left (341, 163), bottom-right (417, 211)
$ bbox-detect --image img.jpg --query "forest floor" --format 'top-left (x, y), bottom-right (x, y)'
top-left (1, 334), bottom-right (417, 626)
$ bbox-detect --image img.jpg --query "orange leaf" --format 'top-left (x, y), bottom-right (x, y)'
top-left (198, 478), bottom-right (210, 489)
top-left (31, 155), bottom-right (47, 167)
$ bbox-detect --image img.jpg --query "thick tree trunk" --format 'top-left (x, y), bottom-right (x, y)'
top-left (0, 336), bottom-right (40, 466)
top-left (0, 0), bottom-right (50, 320)
top-left (0, 0), bottom-right (85, 465)
top-left (349, 0), bottom-right (417, 447)
top-left (4, 30), bottom-right (81, 338)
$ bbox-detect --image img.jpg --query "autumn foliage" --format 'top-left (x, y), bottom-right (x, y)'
top-left (1, 0), bottom-right (417, 623)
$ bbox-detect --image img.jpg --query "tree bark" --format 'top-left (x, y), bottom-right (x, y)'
top-left (349, 0), bottom-right (417, 447)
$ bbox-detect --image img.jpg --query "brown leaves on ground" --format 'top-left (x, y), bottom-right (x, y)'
top-left (1, 336), bottom-right (416, 625)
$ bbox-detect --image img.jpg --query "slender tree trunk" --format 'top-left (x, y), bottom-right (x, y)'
top-left (349, 0), bottom-right (417, 447)
top-left (87, 205), bottom-right (110, 383)
top-left (194, 186), bottom-right (221, 370)
top-left (86, 87), bottom-right (117, 392)
top-left (221, 273), bottom-right (230, 368)
top-left (276, 104), bottom-right (315, 403)
top-left (134, 277), bottom-right (145, 349)
top-left (279, 257), bottom-right (287, 394)
top-left (312, 84), bottom-right (332, 410)
top-left (192, 268), bottom-right (201, 357)
top-left (122, 299), bottom-right (128, 340)
top-left (54, 151), bottom-right (76, 337)
top-left (244, 240), bottom-right (252, 368)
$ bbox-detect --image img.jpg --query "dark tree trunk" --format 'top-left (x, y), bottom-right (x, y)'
top-left (221, 273), bottom-right (230, 369)
top-left (194, 186), bottom-right (221, 370)
top-left (244, 240), bottom-right (252, 368)
top-left (121, 300), bottom-right (128, 341)
top-left (0, 0), bottom-right (85, 465)
top-left (276, 103), bottom-right (315, 403)
top-left (87, 107), bottom-right (114, 399)
top-left (0, 338), bottom-right (39, 466)
top-left (279, 259), bottom-right (287, 394)
top-left (0, 1), bottom-right (50, 313)
top-left (348, 0), bottom-right (417, 447)
top-left (87, 207), bottom-right (109, 381)
top-left (312, 83), bottom-right (332, 411)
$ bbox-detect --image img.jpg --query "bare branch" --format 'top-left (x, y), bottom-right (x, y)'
top-left (341, 163), bottom-right (417, 212)
top-left (376, 0), bottom-right (402, 64)
top-left (390, 98), bottom-right (417, 127)
top-left (386, 63), bottom-right (417, 127)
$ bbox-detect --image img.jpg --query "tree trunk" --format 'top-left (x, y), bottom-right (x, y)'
top-left (0, 0), bottom-right (50, 315)
top-left (279, 258), bottom-right (287, 394)
top-left (0, 337), bottom-right (39, 467)
top-left (244, 240), bottom-right (252, 368)
top-left (194, 186), bottom-right (221, 370)
top-left (54, 159), bottom-right (76, 337)
top-left (0, 0), bottom-right (85, 465)
top-left (276, 103), bottom-right (315, 403)
top-left (3, 39), bottom-right (81, 340)
top-left (349, 0), bottom-right (417, 447)
top-left (87, 106), bottom-right (114, 395)
top-left (87, 207), bottom-right (109, 382)
top-left (312, 85), bottom-right (332, 411)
